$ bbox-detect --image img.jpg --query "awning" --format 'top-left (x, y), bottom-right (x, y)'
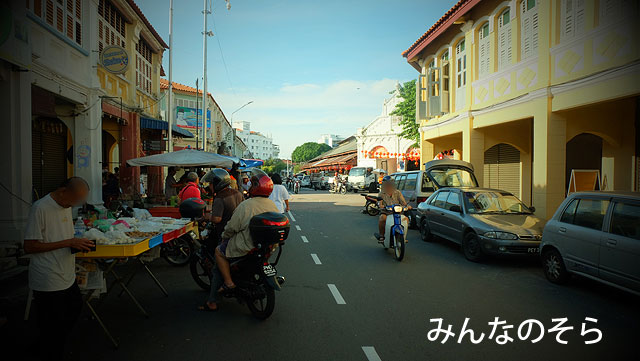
top-left (140, 117), bottom-right (194, 138)
top-left (302, 152), bottom-right (356, 169)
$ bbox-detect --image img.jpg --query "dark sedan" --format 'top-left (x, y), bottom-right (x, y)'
top-left (417, 187), bottom-right (546, 262)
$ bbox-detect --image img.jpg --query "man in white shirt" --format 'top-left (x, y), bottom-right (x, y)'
top-left (23, 177), bottom-right (94, 361)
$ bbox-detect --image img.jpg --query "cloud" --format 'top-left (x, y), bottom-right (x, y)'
top-left (214, 78), bottom-right (405, 158)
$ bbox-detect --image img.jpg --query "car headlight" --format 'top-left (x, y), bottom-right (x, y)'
top-left (393, 205), bottom-right (404, 213)
top-left (483, 231), bottom-right (518, 240)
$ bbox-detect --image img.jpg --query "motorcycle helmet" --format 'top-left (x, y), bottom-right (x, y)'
top-left (249, 169), bottom-right (273, 197)
top-left (202, 168), bottom-right (231, 192)
top-left (179, 197), bottom-right (206, 219)
top-left (381, 175), bottom-right (392, 183)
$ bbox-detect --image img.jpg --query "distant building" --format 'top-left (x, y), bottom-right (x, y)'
top-left (318, 134), bottom-right (345, 148)
top-left (235, 121), bottom-right (279, 160)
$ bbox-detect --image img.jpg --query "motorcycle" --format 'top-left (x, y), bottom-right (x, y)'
top-left (293, 179), bottom-right (301, 194)
top-left (379, 205), bottom-right (409, 261)
top-left (329, 179), bottom-right (348, 195)
top-left (161, 233), bottom-right (196, 266)
top-left (360, 194), bottom-right (381, 216)
top-left (189, 212), bottom-right (290, 319)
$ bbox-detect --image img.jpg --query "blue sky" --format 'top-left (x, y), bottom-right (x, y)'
top-left (137, 0), bottom-right (458, 158)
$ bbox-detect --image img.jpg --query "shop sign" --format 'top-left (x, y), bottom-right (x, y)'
top-left (100, 45), bottom-right (129, 74)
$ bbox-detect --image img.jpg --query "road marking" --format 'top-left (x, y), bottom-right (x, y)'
top-left (310, 253), bottom-right (322, 265)
top-left (301, 235), bottom-right (309, 243)
top-left (287, 211), bottom-right (296, 222)
top-left (295, 225), bottom-right (301, 231)
top-left (327, 284), bottom-right (346, 304)
top-left (362, 347), bottom-right (382, 361)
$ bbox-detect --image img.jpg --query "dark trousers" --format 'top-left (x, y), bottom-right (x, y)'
top-left (33, 282), bottom-right (83, 361)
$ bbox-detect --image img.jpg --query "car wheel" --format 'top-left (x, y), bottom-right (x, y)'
top-left (420, 219), bottom-right (432, 242)
top-left (462, 232), bottom-right (484, 262)
top-left (542, 248), bottom-right (569, 284)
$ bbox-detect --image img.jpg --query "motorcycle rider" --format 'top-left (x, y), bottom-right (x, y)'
top-left (214, 169), bottom-right (279, 296)
top-left (198, 168), bottom-right (244, 312)
top-left (374, 176), bottom-right (410, 243)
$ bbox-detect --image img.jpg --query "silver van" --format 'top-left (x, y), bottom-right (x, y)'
top-left (540, 191), bottom-right (640, 295)
top-left (391, 159), bottom-right (478, 228)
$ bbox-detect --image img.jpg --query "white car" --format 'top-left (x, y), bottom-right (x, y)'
top-left (301, 176), bottom-right (311, 188)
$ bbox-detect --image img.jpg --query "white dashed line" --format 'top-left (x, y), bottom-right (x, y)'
top-left (287, 211), bottom-right (296, 222)
top-left (327, 284), bottom-right (346, 304)
top-left (295, 225), bottom-right (301, 231)
top-left (362, 347), bottom-right (382, 361)
top-left (301, 235), bottom-right (309, 243)
top-left (310, 253), bottom-right (322, 265)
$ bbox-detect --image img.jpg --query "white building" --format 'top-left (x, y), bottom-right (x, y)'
top-left (234, 121), bottom-right (279, 160)
top-left (356, 82), bottom-right (418, 173)
top-left (318, 134), bottom-right (344, 148)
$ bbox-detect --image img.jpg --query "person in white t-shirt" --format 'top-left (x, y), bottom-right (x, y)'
top-left (268, 173), bottom-right (290, 213)
top-left (23, 177), bottom-right (93, 361)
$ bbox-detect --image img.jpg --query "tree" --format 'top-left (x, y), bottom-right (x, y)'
top-left (261, 158), bottom-right (287, 175)
top-left (390, 79), bottom-right (419, 147)
top-left (291, 142), bottom-right (332, 163)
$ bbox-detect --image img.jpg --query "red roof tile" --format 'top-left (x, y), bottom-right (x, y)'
top-left (402, 0), bottom-right (478, 60)
top-left (127, 0), bottom-right (169, 49)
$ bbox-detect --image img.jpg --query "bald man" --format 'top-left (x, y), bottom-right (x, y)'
top-left (23, 177), bottom-right (94, 361)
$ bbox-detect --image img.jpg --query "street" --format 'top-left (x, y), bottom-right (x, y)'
top-left (53, 189), bottom-right (640, 361)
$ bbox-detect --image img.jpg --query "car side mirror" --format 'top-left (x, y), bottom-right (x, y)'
top-left (449, 205), bottom-right (462, 213)
top-left (529, 206), bottom-right (536, 213)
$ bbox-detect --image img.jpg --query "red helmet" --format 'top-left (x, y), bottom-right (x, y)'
top-left (249, 169), bottom-right (273, 197)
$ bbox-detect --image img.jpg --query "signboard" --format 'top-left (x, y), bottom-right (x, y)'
top-left (100, 45), bottom-right (129, 74)
top-left (567, 169), bottom-right (601, 195)
top-left (175, 106), bottom-right (211, 129)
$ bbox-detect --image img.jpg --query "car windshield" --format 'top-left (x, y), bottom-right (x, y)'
top-left (349, 168), bottom-right (365, 177)
top-left (463, 191), bottom-right (532, 214)
top-left (428, 168), bottom-right (477, 188)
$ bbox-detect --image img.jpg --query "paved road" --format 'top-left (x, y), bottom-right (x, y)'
top-left (12, 188), bottom-right (638, 361)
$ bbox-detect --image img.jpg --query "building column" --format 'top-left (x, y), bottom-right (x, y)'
top-left (532, 102), bottom-right (567, 219)
top-left (462, 120), bottom-right (484, 186)
top-left (73, 91), bottom-right (104, 206)
top-left (0, 60), bottom-right (32, 244)
top-left (420, 134), bottom-right (435, 170)
top-left (120, 113), bottom-right (141, 196)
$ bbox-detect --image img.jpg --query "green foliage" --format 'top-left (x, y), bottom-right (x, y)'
top-left (291, 142), bottom-right (332, 163)
top-left (261, 158), bottom-right (287, 174)
top-left (390, 79), bottom-right (419, 147)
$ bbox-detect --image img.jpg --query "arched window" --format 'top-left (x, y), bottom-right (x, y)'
top-left (478, 23), bottom-right (491, 78)
top-left (455, 39), bottom-right (467, 110)
top-left (520, 0), bottom-right (539, 59)
top-left (561, 0), bottom-right (585, 40)
top-left (498, 8), bottom-right (512, 70)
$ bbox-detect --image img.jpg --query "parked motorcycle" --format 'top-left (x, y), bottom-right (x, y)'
top-left (360, 194), bottom-right (381, 216)
top-left (379, 205), bottom-right (408, 261)
top-left (189, 212), bottom-right (290, 319)
top-left (161, 233), bottom-right (196, 266)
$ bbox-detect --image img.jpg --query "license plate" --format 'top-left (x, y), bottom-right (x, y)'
top-left (263, 264), bottom-right (277, 277)
top-left (527, 247), bottom-right (538, 253)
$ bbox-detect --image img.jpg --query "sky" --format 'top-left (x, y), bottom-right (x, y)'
top-left (136, 0), bottom-right (458, 158)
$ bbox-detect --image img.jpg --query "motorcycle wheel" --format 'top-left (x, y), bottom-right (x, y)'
top-left (394, 232), bottom-right (405, 261)
top-left (340, 186), bottom-right (347, 195)
top-left (189, 255), bottom-right (211, 290)
top-left (366, 203), bottom-right (380, 216)
top-left (163, 236), bottom-right (193, 266)
top-left (247, 282), bottom-right (275, 320)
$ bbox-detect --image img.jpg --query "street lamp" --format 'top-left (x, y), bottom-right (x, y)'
top-left (229, 100), bottom-right (253, 157)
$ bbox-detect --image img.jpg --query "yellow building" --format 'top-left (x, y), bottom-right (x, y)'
top-left (403, 0), bottom-right (640, 218)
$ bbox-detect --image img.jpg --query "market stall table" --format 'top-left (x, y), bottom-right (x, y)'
top-left (76, 221), bottom-right (198, 348)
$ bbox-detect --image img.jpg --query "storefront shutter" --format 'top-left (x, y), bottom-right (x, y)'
top-left (32, 129), bottom-right (67, 198)
top-left (484, 144), bottom-right (521, 198)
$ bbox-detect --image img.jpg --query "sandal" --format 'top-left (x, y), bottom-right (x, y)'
top-left (374, 233), bottom-right (385, 244)
top-left (197, 302), bottom-right (219, 312)
top-left (218, 283), bottom-right (236, 294)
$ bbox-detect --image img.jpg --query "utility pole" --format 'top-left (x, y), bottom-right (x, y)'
top-left (201, 0), bottom-right (212, 152)
top-left (167, 0), bottom-right (174, 152)
top-left (195, 78), bottom-right (199, 149)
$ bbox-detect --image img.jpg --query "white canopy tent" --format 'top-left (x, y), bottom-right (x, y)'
top-left (126, 149), bottom-right (241, 168)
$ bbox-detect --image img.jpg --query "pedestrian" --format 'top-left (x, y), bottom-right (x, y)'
top-left (178, 172), bottom-right (201, 202)
top-left (268, 173), bottom-right (290, 213)
top-left (165, 167), bottom-right (180, 203)
top-left (23, 177), bottom-right (95, 361)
